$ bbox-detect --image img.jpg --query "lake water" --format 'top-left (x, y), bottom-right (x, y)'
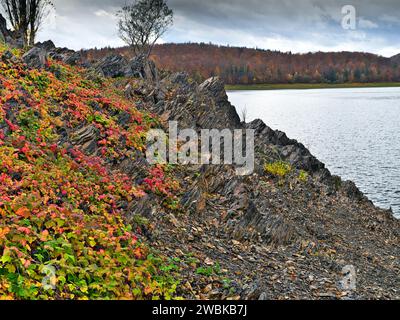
top-left (227, 88), bottom-right (400, 218)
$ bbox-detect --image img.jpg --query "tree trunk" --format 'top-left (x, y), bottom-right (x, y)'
top-left (28, 0), bottom-right (39, 46)
top-left (28, 29), bottom-right (35, 46)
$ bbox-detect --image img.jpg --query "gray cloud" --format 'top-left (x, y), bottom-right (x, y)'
top-left (35, 0), bottom-right (400, 56)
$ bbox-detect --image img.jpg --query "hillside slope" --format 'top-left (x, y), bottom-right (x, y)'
top-left (0, 44), bottom-right (180, 299)
top-left (1, 43), bottom-right (399, 300)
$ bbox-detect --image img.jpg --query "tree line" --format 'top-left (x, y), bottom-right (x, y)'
top-left (153, 43), bottom-right (400, 84)
top-left (84, 42), bottom-right (400, 85)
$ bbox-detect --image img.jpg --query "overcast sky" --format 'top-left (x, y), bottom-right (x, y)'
top-left (36, 0), bottom-right (400, 57)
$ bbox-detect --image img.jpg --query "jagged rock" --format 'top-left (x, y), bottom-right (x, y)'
top-left (49, 47), bottom-right (80, 65)
top-left (63, 51), bottom-right (82, 66)
top-left (35, 40), bottom-right (56, 52)
top-left (94, 54), bottom-right (129, 78)
top-left (150, 76), bottom-right (240, 130)
top-left (71, 125), bottom-right (99, 154)
top-left (247, 119), bottom-right (332, 181)
top-left (160, 72), bottom-right (197, 95)
top-left (248, 119), bottom-right (291, 145)
top-left (170, 72), bottom-right (190, 85)
top-left (90, 53), bottom-right (160, 81)
top-left (22, 47), bottom-right (48, 69)
top-left (342, 180), bottom-right (365, 201)
top-left (197, 77), bottom-right (241, 129)
top-left (125, 55), bottom-right (146, 78)
top-left (34, 41), bottom-right (82, 66)
top-left (125, 55), bottom-right (159, 82)
top-left (155, 74), bottom-right (332, 180)
top-left (199, 76), bottom-right (229, 104)
top-left (1, 50), bottom-right (18, 64)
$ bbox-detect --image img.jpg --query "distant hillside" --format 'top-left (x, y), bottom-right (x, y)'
top-left (83, 43), bottom-right (400, 85)
top-left (391, 53), bottom-right (400, 66)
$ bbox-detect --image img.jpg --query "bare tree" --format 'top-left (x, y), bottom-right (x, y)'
top-left (117, 0), bottom-right (173, 58)
top-left (0, 0), bottom-right (53, 46)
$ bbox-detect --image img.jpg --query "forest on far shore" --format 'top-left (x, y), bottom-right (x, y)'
top-left (83, 42), bottom-right (400, 85)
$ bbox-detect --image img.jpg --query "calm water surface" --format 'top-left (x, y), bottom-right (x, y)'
top-left (228, 88), bottom-right (400, 218)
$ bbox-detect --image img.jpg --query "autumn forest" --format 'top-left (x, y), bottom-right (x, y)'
top-left (83, 43), bottom-right (400, 85)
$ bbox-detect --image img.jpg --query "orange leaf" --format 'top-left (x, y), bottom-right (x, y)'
top-left (15, 207), bottom-right (30, 218)
top-left (0, 227), bottom-right (10, 238)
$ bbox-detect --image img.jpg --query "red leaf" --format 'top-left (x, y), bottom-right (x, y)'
top-left (5, 119), bottom-right (18, 132)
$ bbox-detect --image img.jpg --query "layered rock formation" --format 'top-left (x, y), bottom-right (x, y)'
top-left (124, 63), bottom-right (399, 300)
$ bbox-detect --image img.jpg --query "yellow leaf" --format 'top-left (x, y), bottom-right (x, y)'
top-left (6, 264), bottom-right (16, 273)
top-left (80, 286), bottom-right (88, 293)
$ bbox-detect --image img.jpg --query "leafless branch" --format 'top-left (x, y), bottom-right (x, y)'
top-left (117, 0), bottom-right (173, 59)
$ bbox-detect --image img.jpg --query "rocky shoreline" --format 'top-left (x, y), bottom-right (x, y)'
top-left (136, 71), bottom-right (399, 300)
top-left (8, 41), bottom-right (400, 299)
